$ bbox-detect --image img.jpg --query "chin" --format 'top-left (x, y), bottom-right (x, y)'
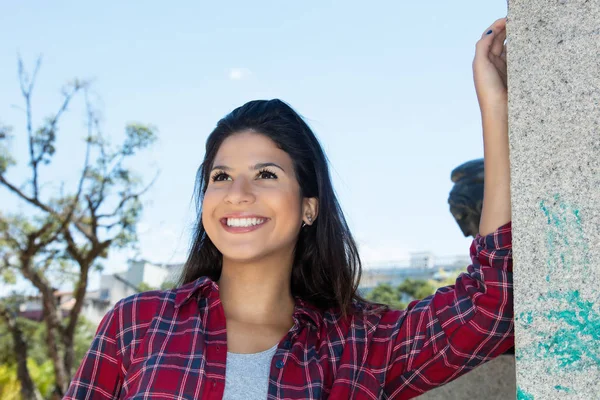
top-left (217, 244), bottom-right (271, 263)
top-left (217, 240), bottom-right (296, 266)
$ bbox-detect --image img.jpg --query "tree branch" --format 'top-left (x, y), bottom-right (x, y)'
top-left (97, 170), bottom-right (159, 221)
top-left (0, 173), bottom-right (96, 243)
top-left (0, 174), bottom-right (55, 214)
top-left (18, 57), bottom-right (41, 200)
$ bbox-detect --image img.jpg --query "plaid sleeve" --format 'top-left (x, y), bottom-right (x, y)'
top-left (380, 222), bottom-right (513, 399)
top-left (64, 301), bottom-right (124, 399)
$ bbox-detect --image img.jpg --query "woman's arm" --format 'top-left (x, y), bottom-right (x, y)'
top-left (474, 18), bottom-right (511, 236)
top-left (379, 222), bottom-right (513, 398)
top-left (377, 18), bottom-right (513, 398)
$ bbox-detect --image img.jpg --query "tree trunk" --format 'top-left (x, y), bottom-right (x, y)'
top-left (19, 259), bottom-right (70, 395)
top-left (42, 301), bottom-right (70, 396)
top-left (63, 332), bottom-right (75, 380)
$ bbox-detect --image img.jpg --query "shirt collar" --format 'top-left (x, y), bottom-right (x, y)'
top-left (293, 297), bottom-right (323, 331)
top-left (173, 276), bottom-right (323, 330)
top-left (174, 276), bottom-right (216, 309)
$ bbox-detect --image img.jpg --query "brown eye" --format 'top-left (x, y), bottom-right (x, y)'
top-left (257, 169), bottom-right (277, 179)
top-left (212, 172), bottom-right (231, 182)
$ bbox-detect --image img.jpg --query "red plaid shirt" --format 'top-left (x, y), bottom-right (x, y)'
top-left (65, 222), bottom-right (513, 399)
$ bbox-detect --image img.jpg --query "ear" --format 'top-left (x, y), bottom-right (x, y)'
top-left (302, 197), bottom-right (319, 226)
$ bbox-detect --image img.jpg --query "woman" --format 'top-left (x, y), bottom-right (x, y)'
top-left (65, 18), bottom-right (511, 400)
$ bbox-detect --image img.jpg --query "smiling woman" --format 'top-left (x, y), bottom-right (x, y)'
top-left (184, 101), bottom-right (362, 320)
top-left (65, 17), bottom-right (513, 400)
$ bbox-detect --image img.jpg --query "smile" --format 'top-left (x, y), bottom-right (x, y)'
top-left (219, 216), bottom-right (269, 233)
top-left (226, 217), bottom-right (266, 227)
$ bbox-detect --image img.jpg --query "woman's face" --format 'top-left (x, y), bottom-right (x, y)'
top-left (202, 131), bottom-right (317, 263)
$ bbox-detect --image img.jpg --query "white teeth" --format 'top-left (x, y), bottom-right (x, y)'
top-left (226, 218), bottom-right (265, 227)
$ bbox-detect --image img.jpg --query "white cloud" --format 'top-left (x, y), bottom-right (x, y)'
top-left (228, 68), bottom-right (252, 81)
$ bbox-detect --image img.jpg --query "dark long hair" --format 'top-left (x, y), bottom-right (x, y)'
top-left (179, 99), bottom-right (367, 316)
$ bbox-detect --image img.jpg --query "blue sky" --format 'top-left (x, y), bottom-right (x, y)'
top-left (0, 1), bottom-right (507, 282)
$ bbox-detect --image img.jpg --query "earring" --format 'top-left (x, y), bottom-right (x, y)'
top-left (302, 215), bottom-right (313, 228)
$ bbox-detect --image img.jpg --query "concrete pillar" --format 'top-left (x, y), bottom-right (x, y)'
top-left (508, 1), bottom-right (600, 398)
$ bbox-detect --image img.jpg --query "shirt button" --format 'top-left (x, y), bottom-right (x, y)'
top-left (216, 345), bottom-right (220, 352)
top-left (276, 360), bottom-right (285, 369)
top-left (212, 380), bottom-right (216, 388)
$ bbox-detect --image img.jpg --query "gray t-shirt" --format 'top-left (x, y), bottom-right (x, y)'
top-left (222, 343), bottom-right (278, 399)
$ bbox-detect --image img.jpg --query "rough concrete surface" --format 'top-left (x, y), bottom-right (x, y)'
top-left (507, 0), bottom-right (600, 398)
top-left (416, 355), bottom-right (516, 399)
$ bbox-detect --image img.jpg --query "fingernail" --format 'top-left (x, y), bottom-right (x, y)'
top-left (486, 30), bottom-right (493, 35)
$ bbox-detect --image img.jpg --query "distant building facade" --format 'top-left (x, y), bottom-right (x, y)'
top-left (358, 253), bottom-right (471, 295)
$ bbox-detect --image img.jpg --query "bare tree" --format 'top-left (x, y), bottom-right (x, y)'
top-left (0, 57), bottom-right (158, 397)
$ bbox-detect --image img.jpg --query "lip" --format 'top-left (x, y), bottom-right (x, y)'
top-left (219, 214), bottom-right (270, 234)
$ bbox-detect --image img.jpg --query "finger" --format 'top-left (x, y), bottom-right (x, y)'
top-left (500, 44), bottom-right (507, 62)
top-left (491, 56), bottom-right (507, 76)
top-left (480, 18), bottom-right (507, 39)
top-left (475, 31), bottom-right (496, 62)
top-left (475, 18), bottom-right (507, 62)
top-left (491, 28), bottom-right (507, 57)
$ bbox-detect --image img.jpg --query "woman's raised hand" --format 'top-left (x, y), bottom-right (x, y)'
top-left (473, 18), bottom-right (508, 111)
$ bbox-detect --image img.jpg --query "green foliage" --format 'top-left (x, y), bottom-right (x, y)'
top-left (160, 281), bottom-right (176, 291)
top-left (1, 269), bottom-right (17, 284)
top-left (73, 317), bottom-right (96, 363)
top-left (397, 278), bottom-right (437, 300)
top-left (0, 124), bottom-right (16, 174)
top-left (366, 283), bottom-right (408, 310)
top-left (33, 119), bottom-right (57, 165)
top-left (137, 282), bottom-right (156, 292)
top-left (366, 278), bottom-right (452, 310)
top-left (137, 280), bottom-right (176, 292)
top-left (0, 315), bottom-right (95, 368)
top-left (123, 123), bottom-right (157, 155)
top-left (27, 359), bottom-right (54, 398)
top-left (0, 359), bottom-right (54, 400)
top-left (112, 196), bottom-right (143, 249)
top-left (0, 363), bottom-right (20, 400)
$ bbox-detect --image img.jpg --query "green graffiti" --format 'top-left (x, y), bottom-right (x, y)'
top-left (521, 290), bottom-right (600, 372)
top-left (538, 195), bottom-right (590, 283)
top-left (517, 194), bottom-right (598, 392)
top-left (537, 291), bottom-right (600, 370)
top-left (554, 385), bottom-right (572, 393)
top-left (517, 387), bottom-right (534, 400)
top-left (517, 311), bottom-right (534, 327)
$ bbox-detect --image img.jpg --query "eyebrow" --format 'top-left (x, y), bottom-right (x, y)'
top-left (211, 162), bottom-right (286, 173)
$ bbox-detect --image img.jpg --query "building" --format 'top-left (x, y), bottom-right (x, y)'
top-left (358, 252), bottom-right (471, 295)
top-left (91, 260), bottom-right (183, 324)
top-left (14, 260), bottom-right (183, 326)
top-left (17, 289), bottom-right (110, 326)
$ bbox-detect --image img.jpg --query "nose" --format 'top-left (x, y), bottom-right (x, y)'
top-left (224, 176), bottom-right (255, 205)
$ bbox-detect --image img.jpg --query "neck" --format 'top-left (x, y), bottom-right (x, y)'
top-left (217, 251), bottom-right (296, 325)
